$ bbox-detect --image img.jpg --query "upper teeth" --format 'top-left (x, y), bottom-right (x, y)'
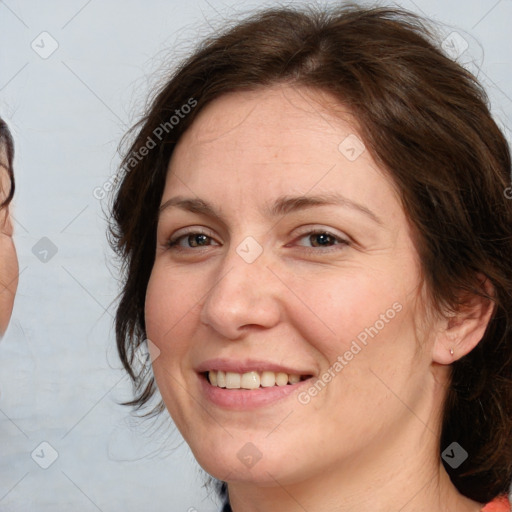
top-left (208, 370), bottom-right (303, 389)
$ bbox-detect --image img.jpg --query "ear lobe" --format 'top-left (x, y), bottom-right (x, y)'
top-left (432, 276), bottom-right (495, 365)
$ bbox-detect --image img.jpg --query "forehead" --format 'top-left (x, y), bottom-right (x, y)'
top-left (0, 141), bottom-right (12, 197)
top-left (165, 85), bottom-right (401, 223)
top-left (176, 85), bottom-right (358, 158)
top-left (0, 143), bottom-right (8, 169)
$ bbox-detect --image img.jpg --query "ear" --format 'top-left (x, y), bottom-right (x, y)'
top-left (432, 275), bottom-right (495, 365)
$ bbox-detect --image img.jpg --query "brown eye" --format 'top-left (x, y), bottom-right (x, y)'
top-left (188, 234), bottom-right (210, 247)
top-left (168, 231), bottom-right (219, 249)
top-left (309, 233), bottom-right (337, 247)
top-left (293, 230), bottom-right (348, 249)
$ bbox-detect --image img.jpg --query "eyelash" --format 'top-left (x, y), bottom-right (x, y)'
top-left (166, 229), bottom-right (218, 250)
top-left (165, 228), bottom-right (350, 252)
top-left (290, 229), bottom-right (350, 251)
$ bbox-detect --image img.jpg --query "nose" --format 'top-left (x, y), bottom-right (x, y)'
top-left (200, 245), bottom-right (282, 340)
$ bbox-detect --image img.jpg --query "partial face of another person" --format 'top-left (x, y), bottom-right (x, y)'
top-left (145, 86), bottom-right (446, 485)
top-left (0, 143), bottom-right (18, 336)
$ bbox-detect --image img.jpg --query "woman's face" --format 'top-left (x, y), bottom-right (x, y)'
top-left (146, 86), bottom-right (441, 486)
top-left (0, 144), bottom-right (17, 337)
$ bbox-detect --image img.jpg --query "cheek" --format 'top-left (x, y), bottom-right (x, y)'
top-left (284, 271), bottom-right (421, 438)
top-left (144, 262), bottom-right (204, 360)
top-left (283, 264), bottom-right (413, 362)
top-left (144, 264), bottom-right (200, 421)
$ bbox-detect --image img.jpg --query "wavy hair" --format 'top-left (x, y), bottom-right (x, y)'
top-left (109, 4), bottom-right (512, 503)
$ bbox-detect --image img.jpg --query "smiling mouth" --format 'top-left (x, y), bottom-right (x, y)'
top-left (204, 370), bottom-right (312, 390)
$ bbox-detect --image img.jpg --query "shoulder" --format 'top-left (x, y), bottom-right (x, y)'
top-left (220, 494), bottom-right (511, 511)
top-left (481, 495), bottom-right (511, 512)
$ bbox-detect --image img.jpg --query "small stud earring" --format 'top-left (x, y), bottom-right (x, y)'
top-left (449, 348), bottom-right (454, 355)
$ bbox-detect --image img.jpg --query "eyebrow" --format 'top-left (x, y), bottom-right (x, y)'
top-left (268, 194), bottom-right (382, 224)
top-left (159, 197), bottom-right (223, 223)
top-left (159, 193), bottom-right (382, 225)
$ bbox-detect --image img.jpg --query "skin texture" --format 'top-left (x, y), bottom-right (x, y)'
top-left (0, 145), bottom-right (17, 337)
top-left (145, 86), bottom-right (492, 512)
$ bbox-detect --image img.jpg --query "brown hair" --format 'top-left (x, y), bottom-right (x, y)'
top-left (109, 4), bottom-right (512, 503)
top-left (0, 117), bottom-right (15, 207)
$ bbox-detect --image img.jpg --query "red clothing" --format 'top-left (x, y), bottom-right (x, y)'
top-left (481, 495), bottom-right (511, 511)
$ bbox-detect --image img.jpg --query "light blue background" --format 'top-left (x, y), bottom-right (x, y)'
top-left (0, 1), bottom-right (510, 511)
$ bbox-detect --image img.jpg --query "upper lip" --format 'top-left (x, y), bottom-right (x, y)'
top-left (196, 358), bottom-right (315, 376)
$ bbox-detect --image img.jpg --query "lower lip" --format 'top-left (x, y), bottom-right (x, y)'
top-left (199, 374), bottom-right (311, 410)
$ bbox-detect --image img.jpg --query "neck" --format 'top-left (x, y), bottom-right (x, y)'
top-left (226, 418), bottom-right (482, 512)
top-left (228, 464), bottom-right (481, 512)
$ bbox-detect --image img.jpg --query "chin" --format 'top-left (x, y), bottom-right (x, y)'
top-left (198, 454), bottom-right (289, 486)
top-left (186, 433), bottom-right (304, 487)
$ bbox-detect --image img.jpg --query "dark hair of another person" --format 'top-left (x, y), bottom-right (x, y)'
top-left (0, 117), bottom-right (15, 207)
top-left (109, 4), bottom-right (512, 503)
